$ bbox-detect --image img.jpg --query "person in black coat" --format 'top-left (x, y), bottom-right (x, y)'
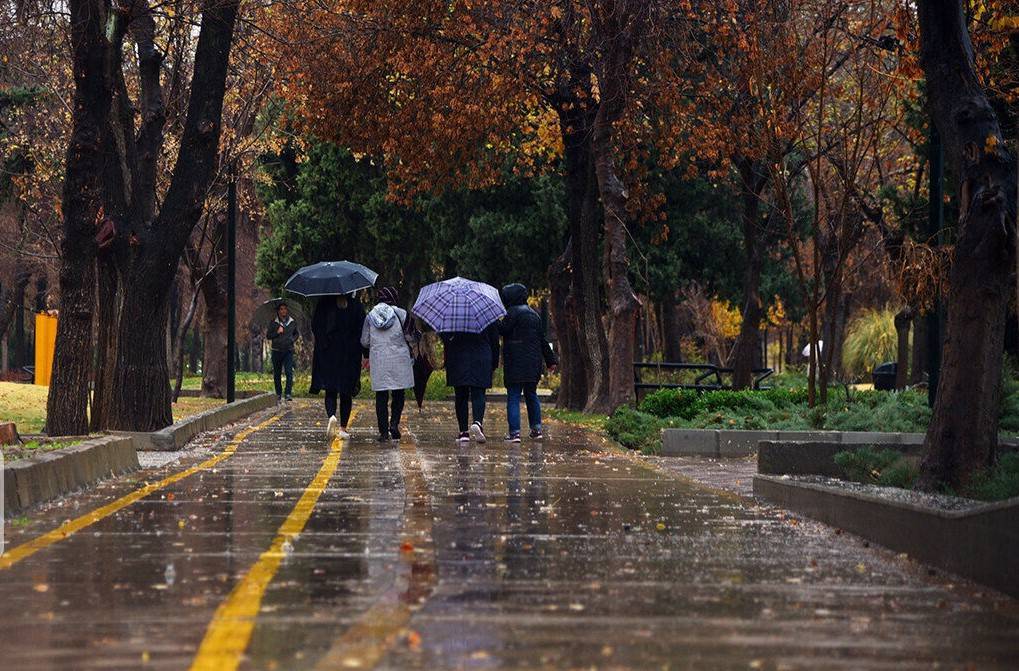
top-left (311, 294), bottom-right (366, 438)
top-left (442, 323), bottom-right (500, 443)
top-left (499, 283), bottom-right (558, 441)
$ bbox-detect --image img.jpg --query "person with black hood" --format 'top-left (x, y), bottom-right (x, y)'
top-left (442, 322), bottom-right (501, 443)
top-left (311, 293), bottom-right (366, 439)
top-left (499, 283), bottom-right (558, 441)
top-left (266, 301), bottom-right (300, 403)
top-left (361, 286), bottom-right (415, 442)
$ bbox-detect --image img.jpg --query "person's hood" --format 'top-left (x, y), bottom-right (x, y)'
top-left (501, 283), bottom-right (528, 307)
top-left (368, 303), bottom-right (397, 330)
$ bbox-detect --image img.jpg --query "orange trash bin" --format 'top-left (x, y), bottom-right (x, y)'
top-left (34, 312), bottom-right (58, 386)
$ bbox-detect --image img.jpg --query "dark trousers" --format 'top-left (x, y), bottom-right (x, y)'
top-left (271, 350), bottom-right (294, 398)
top-left (454, 386), bottom-right (486, 433)
top-left (375, 389), bottom-right (406, 435)
top-left (325, 391), bottom-right (353, 426)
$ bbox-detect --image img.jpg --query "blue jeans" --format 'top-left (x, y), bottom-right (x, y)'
top-left (271, 349), bottom-right (294, 398)
top-left (506, 383), bottom-right (541, 434)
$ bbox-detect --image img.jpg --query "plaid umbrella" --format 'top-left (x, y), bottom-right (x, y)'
top-left (284, 261), bottom-right (378, 297)
top-left (412, 277), bottom-right (506, 333)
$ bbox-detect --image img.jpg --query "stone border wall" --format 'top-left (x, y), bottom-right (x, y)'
top-left (118, 393), bottom-right (277, 451)
top-left (4, 393), bottom-right (277, 514)
top-left (754, 474), bottom-right (1019, 598)
top-left (4, 436), bottom-right (138, 514)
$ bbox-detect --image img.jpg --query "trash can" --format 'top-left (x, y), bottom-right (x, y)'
top-left (872, 361), bottom-right (897, 391)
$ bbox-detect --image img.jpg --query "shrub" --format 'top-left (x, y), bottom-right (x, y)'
top-left (842, 308), bottom-right (898, 379)
top-left (964, 453), bottom-right (1019, 502)
top-left (606, 406), bottom-right (662, 452)
top-left (833, 447), bottom-right (916, 487)
top-left (639, 388), bottom-right (701, 420)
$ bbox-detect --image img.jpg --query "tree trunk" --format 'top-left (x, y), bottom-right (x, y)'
top-left (730, 159), bottom-right (768, 389)
top-left (0, 265), bottom-right (31, 346)
top-left (916, 0), bottom-right (1018, 490)
top-left (910, 312), bottom-right (927, 385)
top-left (106, 0), bottom-right (239, 430)
top-left (894, 307), bottom-right (912, 390)
top-left (556, 96), bottom-right (610, 412)
top-left (661, 290), bottom-right (684, 362)
top-left (201, 275), bottom-right (228, 398)
top-left (590, 0), bottom-right (642, 413)
top-left (46, 0), bottom-right (113, 435)
top-left (90, 256), bottom-right (119, 431)
top-left (549, 242), bottom-right (587, 409)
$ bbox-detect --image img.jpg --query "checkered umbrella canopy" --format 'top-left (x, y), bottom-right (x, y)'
top-left (412, 277), bottom-right (506, 333)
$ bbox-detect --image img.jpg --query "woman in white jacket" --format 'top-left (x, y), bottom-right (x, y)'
top-left (361, 286), bottom-right (415, 441)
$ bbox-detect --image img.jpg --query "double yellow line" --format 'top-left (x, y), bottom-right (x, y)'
top-left (189, 412), bottom-right (356, 671)
top-left (0, 414), bottom-right (281, 571)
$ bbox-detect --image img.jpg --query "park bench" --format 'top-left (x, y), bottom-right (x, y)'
top-left (633, 361), bottom-right (773, 399)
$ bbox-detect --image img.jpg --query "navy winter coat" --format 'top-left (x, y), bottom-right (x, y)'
top-left (310, 297), bottom-right (365, 395)
top-left (499, 283), bottom-right (557, 386)
top-left (442, 324), bottom-right (501, 389)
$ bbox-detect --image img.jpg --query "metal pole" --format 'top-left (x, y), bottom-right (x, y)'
top-left (926, 125), bottom-right (943, 408)
top-left (226, 162), bottom-right (237, 404)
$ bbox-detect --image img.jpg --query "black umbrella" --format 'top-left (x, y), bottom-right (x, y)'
top-left (252, 298), bottom-right (308, 330)
top-left (284, 261), bottom-right (379, 297)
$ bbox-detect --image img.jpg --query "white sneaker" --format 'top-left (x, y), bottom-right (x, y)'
top-left (326, 415), bottom-right (338, 439)
top-left (337, 428), bottom-right (351, 440)
top-left (469, 421), bottom-right (486, 444)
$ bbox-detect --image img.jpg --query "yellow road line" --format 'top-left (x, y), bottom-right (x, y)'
top-left (189, 412), bottom-right (356, 671)
top-left (0, 414), bottom-right (281, 571)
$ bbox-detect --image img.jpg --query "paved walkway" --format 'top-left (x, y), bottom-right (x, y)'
top-left (1, 402), bottom-right (1017, 670)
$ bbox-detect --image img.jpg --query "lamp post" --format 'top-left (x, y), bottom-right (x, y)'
top-left (226, 162), bottom-right (237, 404)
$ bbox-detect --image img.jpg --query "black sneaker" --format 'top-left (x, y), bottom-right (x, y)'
top-left (469, 421), bottom-right (486, 444)
top-left (285, 395), bottom-right (293, 402)
top-left (504, 432), bottom-right (521, 443)
top-left (390, 427), bottom-right (401, 440)
top-left (377, 433), bottom-right (391, 443)
top-left (529, 428), bottom-right (544, 440)
top-left (457, 432), bottom-right (470, 443)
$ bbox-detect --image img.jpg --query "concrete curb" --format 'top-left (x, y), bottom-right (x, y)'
top-left (661, 428), bottom-right (1019, 458)
top-left (4, 436), bottom-right (138, 515)
top-left (3, 392), bottom-right (277, 514)
top-left (118, 393), bottom-right (277, 451)
top-left (753, 474), bottom-right (1019, 598)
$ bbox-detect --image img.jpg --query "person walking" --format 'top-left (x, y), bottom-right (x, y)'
top-left (266, 302), bottom-right (300, 403)
top-left (361, 287), bottom-right (415, 442)
top-left (311, 293), bottom-right (366, 439)
top-left (499, 284), bottom-right (557, 441)
top-left (442, 323), bottom-right (500, 443)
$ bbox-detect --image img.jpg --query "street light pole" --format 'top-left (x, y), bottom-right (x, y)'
top-left (926, 125), bottom-right (943, 409)
top-left (226, 162), bottom-right (237, 404)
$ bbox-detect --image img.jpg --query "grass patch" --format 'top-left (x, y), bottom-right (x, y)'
top-left (0, 381), bottom-right (49, 433)
top-left (963, 453), bottom-right (1019, 502)
top-left (833, 447), bottom-right (918, 489)
top-left (2, 439), bottom-right (82, 461)
top-left (546, 408), bottom-right (609, 432)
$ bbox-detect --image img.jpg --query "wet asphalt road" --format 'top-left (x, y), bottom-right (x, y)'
top-left (1, 401), bottom-right (1017, 670)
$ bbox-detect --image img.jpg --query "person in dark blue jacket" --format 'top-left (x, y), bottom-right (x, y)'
top-left (499, 283), bottom-right (558, 441)
top-left (442, 323), bottom-right (500, 443)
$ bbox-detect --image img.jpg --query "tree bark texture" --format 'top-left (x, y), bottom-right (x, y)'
top-left (730, 159), bottom-right (768, 389)
top-left (46, 0), bottom-right (112, 435)
top-left (916, 0), bottom-right (1017, 490)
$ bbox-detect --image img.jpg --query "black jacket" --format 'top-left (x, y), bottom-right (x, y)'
top-left (442, 324), bottom-right (501, 389)
top-left (310, 297), bottom-right (365, 395)
top-left (499, 283), bottom-right (557, 385)
top-left (266, 317), bottom-right (299, 352)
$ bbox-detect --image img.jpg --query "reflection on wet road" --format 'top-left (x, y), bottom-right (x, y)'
top-left (1, 401), bottom-right (1017, 670)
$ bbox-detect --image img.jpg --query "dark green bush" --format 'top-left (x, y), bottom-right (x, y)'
top-left (834, 447), bottom-right (914, 486)
top-left (964, 453), bottom-right (1019, 502)
top-left (606, 406), bottom-right (662, 452)
top-left (638, 389), bottom-right (701, 420)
